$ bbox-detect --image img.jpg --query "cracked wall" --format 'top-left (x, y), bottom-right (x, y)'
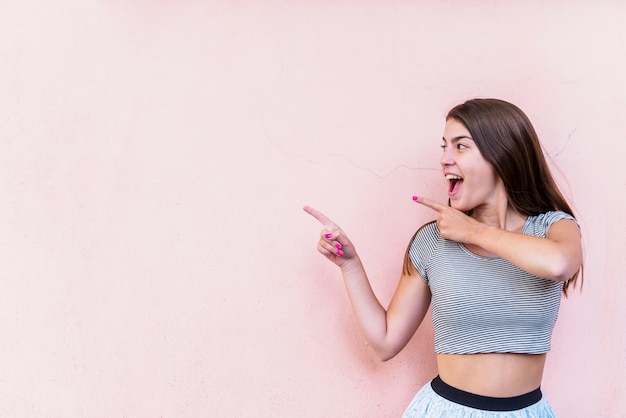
top-left (0, 1), bottom-right (624, 417)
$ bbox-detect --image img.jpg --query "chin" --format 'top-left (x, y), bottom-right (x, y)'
top-left (450, 199), bottom-right (472, 213)
top-left (449, 198), bottom-right (462, 209)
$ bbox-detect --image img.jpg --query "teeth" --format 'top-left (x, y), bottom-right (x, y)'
top-left (445, 174), bottom-right (462, 180)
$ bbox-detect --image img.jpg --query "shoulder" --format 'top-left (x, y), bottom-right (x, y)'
top-left (411, 221), bottom-right (440, 245)
top-left (525, 211), bottom-right (579, 238)
top-left (407, 221), bottom-right (442, 282)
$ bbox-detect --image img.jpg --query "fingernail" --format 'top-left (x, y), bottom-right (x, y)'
top-left (335, 243), bottom-right (342, 249)
top-left (325, 233), bottom-right (332, 239)
top-left (337, 250), bottom-right (344, 256)
top-left (412, 196), bottom-right (419, 201)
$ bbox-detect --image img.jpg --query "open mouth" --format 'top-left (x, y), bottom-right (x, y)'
top-left (445, 174), bottom-right (463, 196)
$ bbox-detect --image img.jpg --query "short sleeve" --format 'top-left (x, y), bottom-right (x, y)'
top-left (407, 221), bottom-right (440, 284)
top-left (525, 211), bottom-right (579, 238)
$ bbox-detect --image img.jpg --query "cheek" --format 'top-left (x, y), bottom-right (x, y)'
top-left (477, 161), bottom-right (499, 186)
top-left (481, 170), bottom-right (499, 188)
top-left (465, 167), bottom-right (499, 196)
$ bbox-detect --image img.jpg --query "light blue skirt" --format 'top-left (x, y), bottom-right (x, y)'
top-left (402, 377), bottom-right (557, 418)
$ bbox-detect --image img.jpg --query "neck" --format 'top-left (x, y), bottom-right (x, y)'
top-left (471, 197), bottom-right (525, 233)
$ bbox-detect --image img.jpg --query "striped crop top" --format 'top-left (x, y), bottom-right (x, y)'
top-left (408, 211), bottom-right (577, 354)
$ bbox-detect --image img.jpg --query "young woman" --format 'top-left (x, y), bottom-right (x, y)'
top-left (304, 98), bottom-right (582, 417)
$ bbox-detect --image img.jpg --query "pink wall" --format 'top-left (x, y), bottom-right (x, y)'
top-left (1, 1), bottom-right (624, 417)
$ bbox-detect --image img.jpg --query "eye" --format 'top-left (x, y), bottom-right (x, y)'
top-left (456, 143), bottom-right (469, 150)
top-left (440, 144), bottom-right (447, 151)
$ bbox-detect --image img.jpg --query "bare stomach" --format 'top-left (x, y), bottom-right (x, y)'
top-left (436, 353), bottom-right (547, 397)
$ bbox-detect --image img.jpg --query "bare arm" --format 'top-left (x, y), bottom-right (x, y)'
top-left (340, 257), bottom-right (431, 361)
top-left (468, 218), bottom-right (581, 281)
top-left (303, 206), bottom-right (431, 361)
top-left (414, 197), bottom-right (582, 281)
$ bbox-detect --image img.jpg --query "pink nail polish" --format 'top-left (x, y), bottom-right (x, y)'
top-left (325, 233), bottom-right (332, 239)
top-left (335, 243), bottom-right (342, 249)
top-left (412, 196), bottom-right (419, 201)
top-left (337, 250), bottom-right (344, 256)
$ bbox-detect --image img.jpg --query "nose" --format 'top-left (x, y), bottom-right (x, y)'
top-left (440, 149), bottom-right (455, 167)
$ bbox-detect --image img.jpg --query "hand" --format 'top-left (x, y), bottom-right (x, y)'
top-left (412, 196), bottom-right (480, 243)
top-left (303, 205), bottom-right (357, 268)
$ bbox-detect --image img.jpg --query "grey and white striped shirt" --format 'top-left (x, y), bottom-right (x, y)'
top-left (409, 211), bottom-right (577, 354)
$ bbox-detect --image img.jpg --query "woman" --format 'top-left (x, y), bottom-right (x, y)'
top-left (304, 98), bottom-right (582, 417)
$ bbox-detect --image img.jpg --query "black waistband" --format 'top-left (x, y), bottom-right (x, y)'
top-left (430, 375), bottom-right (542, 411)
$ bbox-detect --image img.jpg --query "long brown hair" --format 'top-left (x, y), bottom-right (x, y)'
top-left (446, 98), bottom-right (581, 294)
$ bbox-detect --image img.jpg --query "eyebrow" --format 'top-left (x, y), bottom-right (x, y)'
top-left (442, 135), bottom-right (473, 143)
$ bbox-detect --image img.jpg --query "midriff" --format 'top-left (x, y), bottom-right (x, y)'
top-left (437, 353), bottom-right (547, 397)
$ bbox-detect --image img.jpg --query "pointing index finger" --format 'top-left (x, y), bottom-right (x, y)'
top-left (303, 205), bottom-right (334, 228)
top-left (412, 196), bottom-right (447, 213)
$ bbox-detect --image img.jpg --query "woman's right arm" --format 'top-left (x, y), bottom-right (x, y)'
top-left (304, 206), bottom-right (431, 361)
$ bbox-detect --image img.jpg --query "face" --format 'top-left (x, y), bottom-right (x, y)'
top-left (440, 118), bottom-right (505, 212)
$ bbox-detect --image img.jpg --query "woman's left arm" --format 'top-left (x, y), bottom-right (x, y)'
top-left (469, 218), bottom-right (582, 281)
top-left (414, 196), bottom-right (582, 281)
